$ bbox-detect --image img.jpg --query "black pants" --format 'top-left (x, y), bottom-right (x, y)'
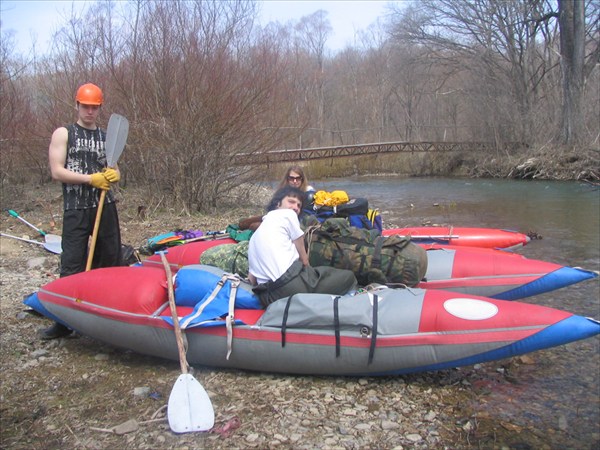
top-left (60, 203), bottom-right (122, 277)
top-left (253, 260), bottom-right (357, 307)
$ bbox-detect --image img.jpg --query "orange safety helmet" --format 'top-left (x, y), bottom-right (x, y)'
top-left (75, 83), bottom-right (103, 105)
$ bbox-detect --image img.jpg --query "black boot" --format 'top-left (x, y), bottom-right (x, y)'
top-left (39, 322), bottom-right (72, 340)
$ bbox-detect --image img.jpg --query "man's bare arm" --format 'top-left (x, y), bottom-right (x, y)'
top-left (48, 127), bottom-right (93, 185)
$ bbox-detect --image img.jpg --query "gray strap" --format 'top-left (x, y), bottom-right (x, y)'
top-left (225, 276), bottom-right (240, 360)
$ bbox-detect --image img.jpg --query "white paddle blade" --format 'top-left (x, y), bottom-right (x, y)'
top-left (168, 373), bottom-right (214, 433)
top-left (41, 233), bottom-right (62, 254)
top-left (43, 240), bottom-right (62, 254)
top-left (44, 234), bottom-right (62, 244)
top-left (105, 114), bottom-right (129, 167)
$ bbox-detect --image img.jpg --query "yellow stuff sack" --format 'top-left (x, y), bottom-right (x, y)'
top-left (313, 190), bottom-right (349, 206)
top-left (330, 190), bottom-right (349, 205)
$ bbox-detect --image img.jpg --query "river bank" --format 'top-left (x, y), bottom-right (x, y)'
top-left (301, 146), bottom-right (599, 184)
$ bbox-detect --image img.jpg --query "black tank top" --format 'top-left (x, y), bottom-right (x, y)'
top-left (62, 123), bottom-right (114, 210)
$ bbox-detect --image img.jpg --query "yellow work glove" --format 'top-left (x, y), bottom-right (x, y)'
top-left (90, 172), bottom-right (110, 190)
top-left (103, 168), bottom-right (120, 183)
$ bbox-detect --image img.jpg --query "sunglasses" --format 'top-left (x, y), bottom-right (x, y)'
top-left (288, 175), bottom-right (303, 182)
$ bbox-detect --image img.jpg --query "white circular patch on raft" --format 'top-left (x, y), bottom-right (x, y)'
top-left (443, 298), bottom-right (499, 320)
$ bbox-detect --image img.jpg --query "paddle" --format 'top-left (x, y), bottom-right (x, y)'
top-left (142, 231), bottom-right (230, 255)
top-left (404, 234), bottom-right (460, 240)
top-left (150, 230), bottom-right (228, 247)
top-left (0, 232), bottom-right (62, 254)
top-left (7, 209), bottom-right (62, 249)
top-left (166, 232), bottom-right (229, 246)
top-left (159, 251), bottom-right (215, 433)
top-left (86, 114), bottom-right (129, 271)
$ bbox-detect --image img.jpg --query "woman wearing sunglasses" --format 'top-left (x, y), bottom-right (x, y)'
top-left (277, 166), bottom-right (314, 192)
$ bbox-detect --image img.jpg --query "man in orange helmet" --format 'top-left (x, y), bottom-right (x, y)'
top-left (42, 83), bottom-right (123, 339)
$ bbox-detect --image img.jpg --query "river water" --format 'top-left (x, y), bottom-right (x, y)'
top-left (315, 176), bottom-right (599, 446)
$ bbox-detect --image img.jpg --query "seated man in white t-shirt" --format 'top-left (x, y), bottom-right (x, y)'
top-left (248, 186), bottom-right (357, 307)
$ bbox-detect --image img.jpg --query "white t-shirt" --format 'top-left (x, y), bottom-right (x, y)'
top-left (248, 208), bottom-right (304, 285)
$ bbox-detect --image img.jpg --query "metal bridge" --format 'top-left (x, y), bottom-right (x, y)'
top-left (235, 141), bottom-right (523, 165)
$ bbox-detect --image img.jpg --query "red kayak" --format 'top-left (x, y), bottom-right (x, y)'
top-left (140, 238), bottom-right (597, 300)
top-left (382, 226), bottom-right (530, 250)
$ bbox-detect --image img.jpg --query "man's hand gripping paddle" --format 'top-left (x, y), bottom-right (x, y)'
top-left (86, 114), bottom-right (129, 271)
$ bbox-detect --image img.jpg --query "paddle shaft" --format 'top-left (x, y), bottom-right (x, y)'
top-left (8, 210), bottom-right (47, 236)
top-left (1, 232), bottom-right (46, 246)
top-left (174, 233), bottom-right (229, 245)
top-left (85, 190), bottom-right (107, 271)
top-left (153, 230), bottom-right (228, 246)
top-left (160, 252), bottom-right (189, 373)
top-left (407, 234), bottom-right (459, 240)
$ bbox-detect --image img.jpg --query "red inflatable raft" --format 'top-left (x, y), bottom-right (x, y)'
top-left (139, 238), bottom-right (597, 300)
top-left (382, 226), bottom-right (530, 250)
top-left (24, 265), bottom-right (600, 376)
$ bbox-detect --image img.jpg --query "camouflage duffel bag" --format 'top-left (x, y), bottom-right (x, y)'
top-left (305, 218), bottom-right (427, 287)
top-left (199, 240), bottom-right (249, 277)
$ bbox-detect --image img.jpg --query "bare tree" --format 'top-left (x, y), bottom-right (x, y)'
top-left (0, 29), bottom-right (48, 184)
top-left (387, 0), bottom-right (561, 144)
top-left (294, 10), bottom-right (332, 143)
top-left (121, 0), bottom-right (301, 210)
top-left (556, 0), bottom-right (599, 144)
top-left (326, 45), bottom-right (394, 144)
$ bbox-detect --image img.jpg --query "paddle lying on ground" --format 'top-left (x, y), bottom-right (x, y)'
top-left (7, 209), bottom-right (62, 252)
top-left (0, 232), bottom-right (62, 254)
top-left (86, 114), bottom-right (129, 271)
top-left (159, 251), bottom-right (215, 433)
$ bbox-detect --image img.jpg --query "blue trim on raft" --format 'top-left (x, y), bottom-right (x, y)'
top-left (23, 292), bottom-right (73, 330)
top-left (367, 315), bottom-right (600, 376)
top-left (493, 267), bottom-right (598, 300)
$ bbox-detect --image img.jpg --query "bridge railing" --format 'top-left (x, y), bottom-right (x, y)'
top-left (234, 141), bottom-right (525, 165)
